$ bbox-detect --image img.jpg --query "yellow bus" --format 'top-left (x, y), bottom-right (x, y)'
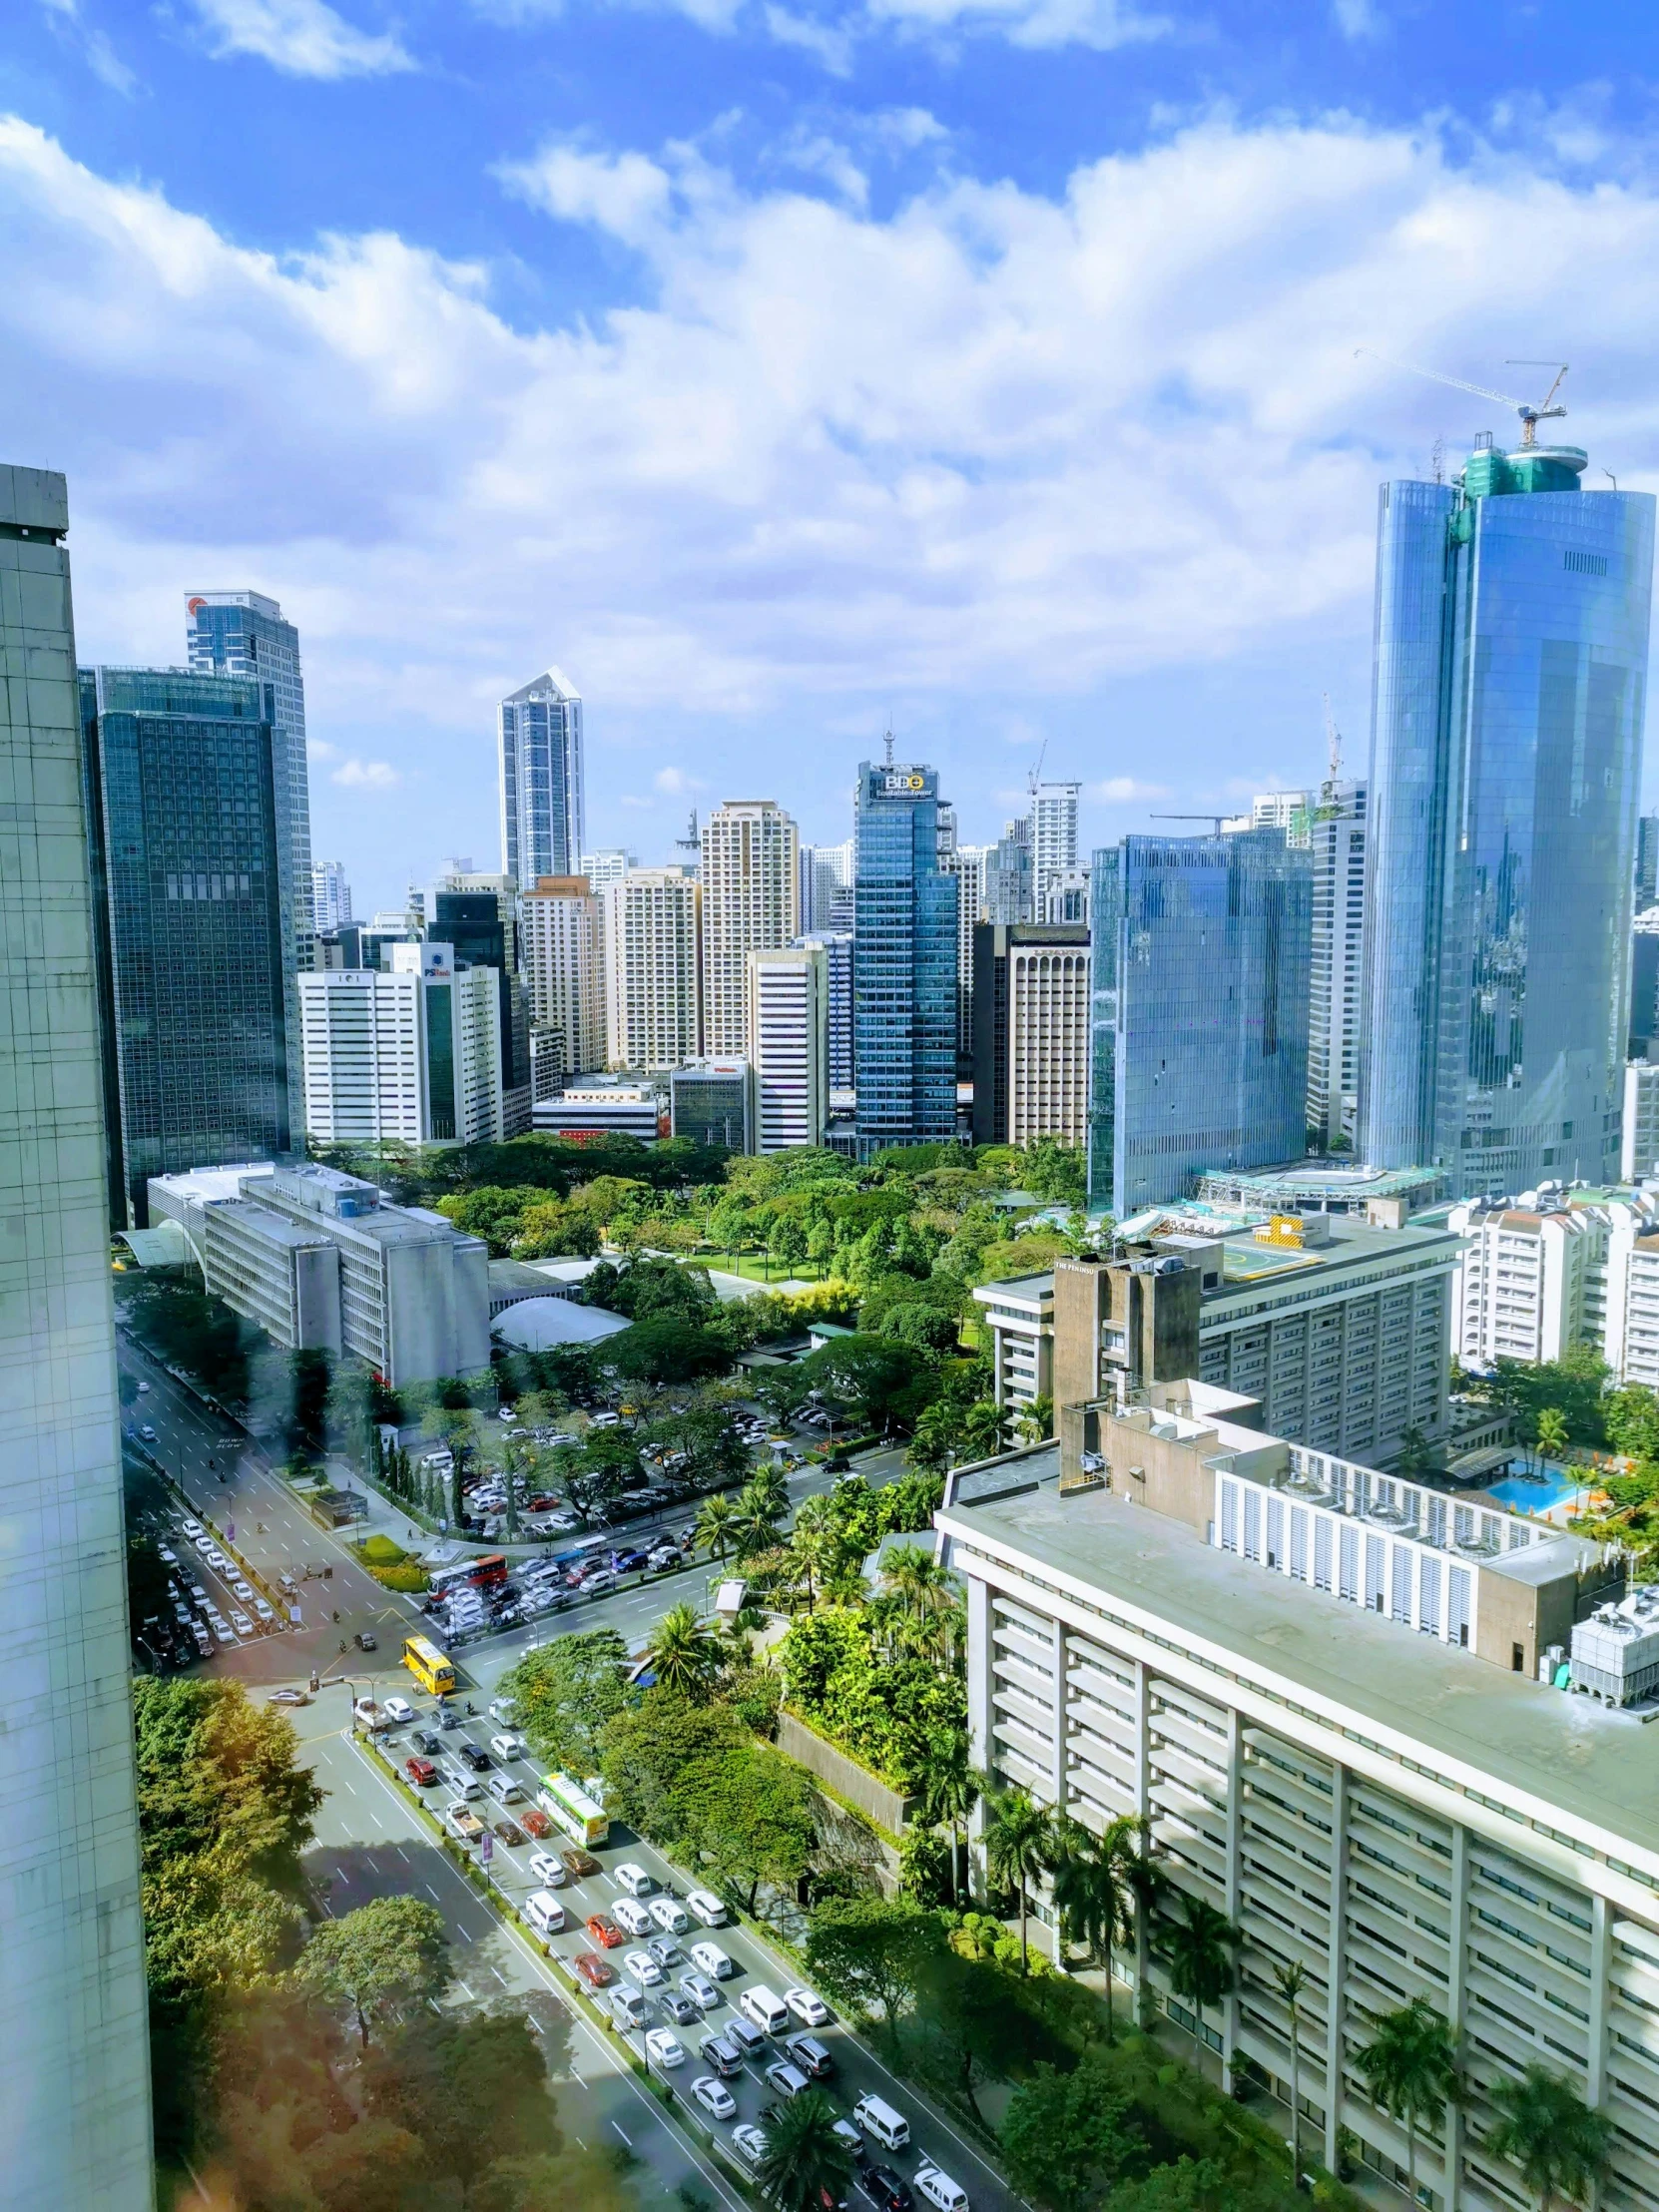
top-left (537, 1771), bottom-right (610, 1848)
top-left (402, 1635), bottom-right (456, 1697)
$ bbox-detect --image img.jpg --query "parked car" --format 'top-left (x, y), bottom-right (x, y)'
top-left (691, 2074), bottom-right (737, 2120)
top-left (574, 1950), bottom-right (613, 1989)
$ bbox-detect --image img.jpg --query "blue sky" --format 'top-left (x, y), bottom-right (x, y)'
top-left (5, 0), bottom-right (1659, 911)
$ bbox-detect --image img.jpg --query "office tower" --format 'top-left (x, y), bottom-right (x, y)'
top-left (579, 847), bottom-right (633, 894)
top-left (311, 857), bottom-right (352, 934)
top-left (1305, 779), bottom-right (1367, 1150)
top-left (794, 930), bottom-right (853, 1094)
top-left (938, 1393), bottom-right (1654, 2212)
top-left (939, 836), bottom-right (987, 1058)
top-left (299, 942), bottom-right (502, 1147)
top-left (982, 815), bottom-right (1034, 923)
top-left (83, 667), bottom-right (294, 1225)
top-left (1632, 911), bottom-right (1659, 1058)
top-left (970, 923), bottom-right (1090, 1148)
top-left (604, 868), bottom-right (701, 1073)
top-left (1087, 830), bottom-right (1312, 1219)
top-left (670, 1059), bottom-right (753, 1150)
top-left (699, 800), bottom-right (800, 1056)
top-left (498, 669), bottom-right (584, 884)
top-left (1638, 814), bottom-right (1659, 907)
top-left (749, 944), bottom-right (828, 1154)
top-left (522, 875), bottom-right (606, 1081)
top-left (430, 879), bottom-right (531, 1135)
top-left (1030, 779), bottom-right (1081, 904)
top-left (801, 837), bottom-right (854, 933)
top-left (187, 590), bottom-right (314, 989)
top-left (1624, 1059), bottom-right (1659, 1183)
top-left (852, 760), bottom-right (958, 1156)
top-left (1, 465), bottom-right (154, 2205)
top-left (1360, 434), bottom-right (1655, 1194)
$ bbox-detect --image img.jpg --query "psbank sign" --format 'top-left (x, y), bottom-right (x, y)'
top-left (882, 773), bottom-right (927, 794)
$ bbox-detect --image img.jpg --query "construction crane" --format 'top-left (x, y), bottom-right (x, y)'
top-left (1151, 812), bottom-right (1235, 834)
top-left (1355, 348), bottom-right (1569, 447)
top-left (1323, 692), bottom-right (1343, 786)
top-left (1027, 738), bottom-right (1049, 799)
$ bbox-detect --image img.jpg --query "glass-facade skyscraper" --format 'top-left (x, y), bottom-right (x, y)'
top-left (499, 669), bottom-right (584, 885)
top-left (1088, 830), bottom-right (1312, 1218)
top-left (852, 760), bottom-right (957, 1155)
top-left (82, 667), bottom-right (293, 1224)
top-left (2, 464), bottom-right (153, 2206)
top-left (1358, 438), bottom-right (1655, 1195)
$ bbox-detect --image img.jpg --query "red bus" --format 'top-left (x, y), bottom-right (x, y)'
top-left (466, 1552), bottom-right (510, 1589)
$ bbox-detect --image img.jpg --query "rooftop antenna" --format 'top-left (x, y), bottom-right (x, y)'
top-left (674, 807), bottom-right (700, 859)
top-left (1355, 347), bottom-right (1569, 448)
top-left (1323, 692), bottom-right (1343, 786)
top-left (882, 724), bottom-right (895, 771)
top-left (1430, 436), bottom-right (1445, 485)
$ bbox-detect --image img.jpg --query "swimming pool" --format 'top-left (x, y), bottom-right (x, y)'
top-left (1485, 1466), bottom-right (1588, 1514)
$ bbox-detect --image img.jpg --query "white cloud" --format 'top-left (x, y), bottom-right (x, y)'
top-left (654, 766), bottom-right (707, 794)
top-left (186, 0), bottom-right (415, 77)
top-left (1093, 777), bottom-right (1172, 803)
top-left (40, 0), bottom-right (138, 93)
top-left (496, 142), bottom-right (676, 246)
top-left (1331, 0), bottom-right (1383, 37)
top-left (332, 757), bottom-right (402, 788)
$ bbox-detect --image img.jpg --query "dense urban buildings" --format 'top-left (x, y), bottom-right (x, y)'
top-left (1088, 830), bottom-right (1313, 1220)
top-left (699, 799), bottom-right (800, 1056)
top-left (521, 873), bottom-right (606, 1083)
top-left (794, 929), bottom-right (853, 1094)
top-left (1447, 1185), bottom-right (1659, 1386)
top-left (533, 1075), bottom-right (665, 1141)
top-left (939, 1394), bottom-right (1659, 2212)
top-left (498, 669), bottom-right (584, 884)
top-left (1305, 777), bottom-right (1367, 1151)
top-left (939, 830), bottom-right (988, 1057)
top-left (970, 921), bottom-right (1091, 1148)
top-left (748, 942), bottom-right (829, 1154)
top-left (971, 1271), bottom-right (1054, 1412)
top-left (430, 878), bottom-right (532, 1135)
top-left (298, 943), bottom-right (503, 1147)
top-left (604, 866), bottom-right (702, 1072)
top-left (1, 463), bottom-right (154, 2208)
top-left (1360, 436), bottom-right (1655, 1195)
top-left (310, 856), bottom-right (352, 934)
top-left (82, 665), bottom-right (296, 1225)
top-left (148, 1161), bottom-right (490, 1385)
top-left (852, 758), bottom-right (958, 1156)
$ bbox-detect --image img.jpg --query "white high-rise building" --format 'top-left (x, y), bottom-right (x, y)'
top-left (579, 847), bottom-right (634, 895)
top-left (1307, 780), bottom-right (1367, 1149)
top-left (498, 669), bottom-right (584, 885)
top-left (1624, 1058), bottom-right (1659, 1183)
top-left (940, 838), bottom-right (988, 1057)
top-left (311, 857), bottom-right (352, 934)
top-left (522, 874), bottom-right (607, 1081)
top-left (5, 465), bottom-right (154, 2206)
top-left (1006, 933), bottom-right (1091, 1147)
top-left (699, 801), bottom-right (800, 1057)
top-left (605, 868), bottom-right (702, 1073)
top-left (800, 837), bottom-right (855, 933)
top-left (1029, 780), bottom-right (1080, 905)
top-left (1225, 789), bottom-right (1313, 844)
top-left (299, 942), bottom-right (503, 1147)
top-left (748, 944), bottom-right (828, 1154)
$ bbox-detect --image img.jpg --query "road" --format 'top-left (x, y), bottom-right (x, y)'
top-left (297, 1686), bottom-right (1019, 2212)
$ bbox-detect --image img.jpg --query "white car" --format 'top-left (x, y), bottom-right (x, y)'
top-left (181, 1518), bottom-right (203, 1537)
top-left (784, 1985), bottom-right (830, 2027)
top-left (689, 1940), bottom-right (734, 1980)
top-left (212, 1619), bottom-right (235, 1644)
top-left (136, 1381), bottom-right (150, 1392)
top-left (253, 1598), bottom-right (275, 1623)
top-left (229, 1610), bottom-right (255, 1636)
top-left (205, 1548), bottom-right (228, 1569)
top-left (489, 1733), bottom-right (524, 1762)
top-left (232, 1579), bottom-right (256, 1601)
top-left (613, 1898), bottom-right (653, 1937)
top-left (194, 1535), bottom-right (215, 1554)
top-left (648, 1895), bottom-right (689, 1935)
top-left (614, 1861), bottom-right (654, 1898)
top-left (686, 1887), bottom-right (728, 1927)
top-left (622, 1948), bottom-right (663, 1988)
top-left (644, 2027), bottom-right (687, 2069)
top-left (157, 1545), bottom-right (177, 1565)
top-left (529, 1851), bottom-right (568, 1887)
top-left (382, 1696), bottom-right (414, 1724)
top-left (731, 2126), bottom-right (768, 2171)
top-left (691, 2074), bottom-right (737, 2120)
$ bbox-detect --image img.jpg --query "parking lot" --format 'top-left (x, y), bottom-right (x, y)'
top-left (344, 1687), bottom-right (1015, 2212)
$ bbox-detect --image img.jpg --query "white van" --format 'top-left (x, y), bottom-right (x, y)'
top-left (614, 1862), bottom-right (654, 1898)
top-left (686, 1888), bottom-right (728, 1927)
top-left (613, 1897), bottom-right (653, 1937)
top-left (740, 1985), bottom-right (791, 2036)
top-left (525, 1890), bottom-right (566, 1937)
top-left (913, 2168), bottom-right (968, 2212)
top-left (852, 2095), bottom-right (910, 2153)
top-left (689, 1940), bottom-right (735, 1979)
top-left (486, 1772), bottom-right (524, 1806)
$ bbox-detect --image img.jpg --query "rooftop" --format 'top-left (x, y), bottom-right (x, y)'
top-left (492, 1297), bottom-right (630, 1350)
top-left (940, 1447), bottom-right (1659, 1880)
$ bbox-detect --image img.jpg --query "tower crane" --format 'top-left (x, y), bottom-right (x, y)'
top-left (1354, 348), bottom-right (1569, 448)
top-left (1323, 692), bottom-right (1342, 786)
top-left (1027, 738), bottom-right (1049, 799)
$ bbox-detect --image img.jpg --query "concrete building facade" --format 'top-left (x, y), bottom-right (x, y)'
top-left (522, 873), bottom-right (606, 1082)
top-left (1623, 1059), bottom-right (1659, 1182)
top-left (748, 942), bottom-right (828, 1154)
top-left (298, 943), bottom-right (503, 1148)
top-left (605, 867), bottom-right (702, 1073)
top-left (700, 800), bottom-right (800, 1057)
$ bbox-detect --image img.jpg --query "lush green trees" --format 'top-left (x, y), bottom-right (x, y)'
top-left (780, 1605), bottom-right (967, 1789)
top-left (609, 1316), bottom-right (731, 1384)
top-left (501, 1629), bottom-right (632, 1772)
top-left (122, 1275), bottom-right (260, 1409)
top-left (1460, 1347), bottom-right (1611, 1447)
top-left (1000, 2053), bottom-right (1144, 2212)
top-left (694, 1491), bottom-right (739, 1560)
top-left (1485, 2062), bottom-right (1612, 2212)
top-left (982, 1787), bottom-right (1056, 1968)
top-left (912, 1946), bottom-right (1027, 2121)
top-left (1352, 1996), bottom-right (1461, 2207)
top-left (294, 1896), bottom-right (452, 2048)
top-left (1159, 1894), bottom-right (1241, 2050)
top-left (1050, 1814), bottom-right (1138, 2025)
top-left (643, 1602), bottom-right (724, 1700)
top-left (804, 1897), bottom-right (944, 2059)
top-left (755, 2085), bottom-right (857, 2212)
top-left (912, 1735), bottom-right (984, 1907)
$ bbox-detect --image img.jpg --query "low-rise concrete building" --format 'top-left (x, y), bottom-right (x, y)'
top-left (971, 1273), bottom-right (1054, 1412)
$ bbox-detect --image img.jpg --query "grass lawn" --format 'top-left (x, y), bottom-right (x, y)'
top-left (696, 1249), bottom-right (827, 1285)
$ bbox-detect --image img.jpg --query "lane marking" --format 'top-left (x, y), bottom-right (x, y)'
top-left (611, 2124), bottom-right (632, 2147)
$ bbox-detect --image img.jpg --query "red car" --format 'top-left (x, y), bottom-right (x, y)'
top-left (574, 1950), bottom-right (614, 1989)
top-left (521, 1808), bottom-right (552, 1839)
top-left (404, 1755), bottom-right (437, 1786)
top-left (586, 1912), bottom-right (624, 1948)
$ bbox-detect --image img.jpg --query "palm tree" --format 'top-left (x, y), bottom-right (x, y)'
top-left (1353, 1996), bottom-right (1462, 2208)
top-left (643, 1602), bottom-right (723, 1701)
top-left (1119, 1820), bottom-right (1170, 2028)
top-left (754, 2086), bottom-right (855, 2212)
top-left (1273, 1958), bottom-right (1308, 2187)
top-left (981, 1787), bottom-right (1055, 1970)
top-left (1048, 1813), bottom-right (1138, 2036)
top-left (914, 1738), bottom-right (984, 1909)
top-left (731, 1478), bottom-right (786, 1562)
top-left (693, 1492), bottom-right (738, 1561)
top-left (1160, 1891), bottom-right (1242, 2058)
top-left (881, 1542), bottom-right (955, 1618)
top-left (1486, 2063), bottom-right (1612, 2212)
top-left (1535, 1405), bottom-right (1570, 1474)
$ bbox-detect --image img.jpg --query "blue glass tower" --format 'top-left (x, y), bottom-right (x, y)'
top-left (1359, 440), bottom-right (1655, 1195)
top-left (1087, 830), bottom-right (1312, 1218)
top-left (852, 760), bottom-right (957, 1155)
top-left (499, 669), bottom-right (584, 884)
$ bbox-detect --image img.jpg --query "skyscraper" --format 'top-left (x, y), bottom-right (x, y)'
top-left (522, 874), bottom-right (607, 1081)
top-left (1635, 814), bottom-right (1659, 907)
top-left (700, 800), bottom-right (800, 1056)
top-left (2, 464), bottom-right (153, 2206)
top-left (605, 868), bottom-right (702, 1072)
top-left (852, 760), bottom-right (957, 1156)
top-left (1088, 830), bottom-right (1312, 1217)
top-left (1359, 434), bottom-right (1655, 1194)
top-left (1030, 779), bottom-right (1081, 905)
top-left (1306, 779), bottom-right (1367, 1151)
top-left (800, 837), bottom-right (854, 933)
top-left (749, 943), bottom-right (828, 1153)
top-left (311, 857), bottom-right (352, 934)
top-left (431, 878), bottom-right (531, 1135)
top-left (982, 815), bottom-right (1034, 923)
top-left (498, 669), bottom-right (584, 884)
top-left (83, 666), bottom-right (294, 1225)
top-left (938, 832), bottom-right (988, 1058)
top-left (970, 922), bottom-right (1091, 1148)
top-left (794, 930), bottom-right (853, 1093)
top-left (299, 943), bottom-right (503, 1147)
top-left (579, 847), bottom-right (633, 894)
